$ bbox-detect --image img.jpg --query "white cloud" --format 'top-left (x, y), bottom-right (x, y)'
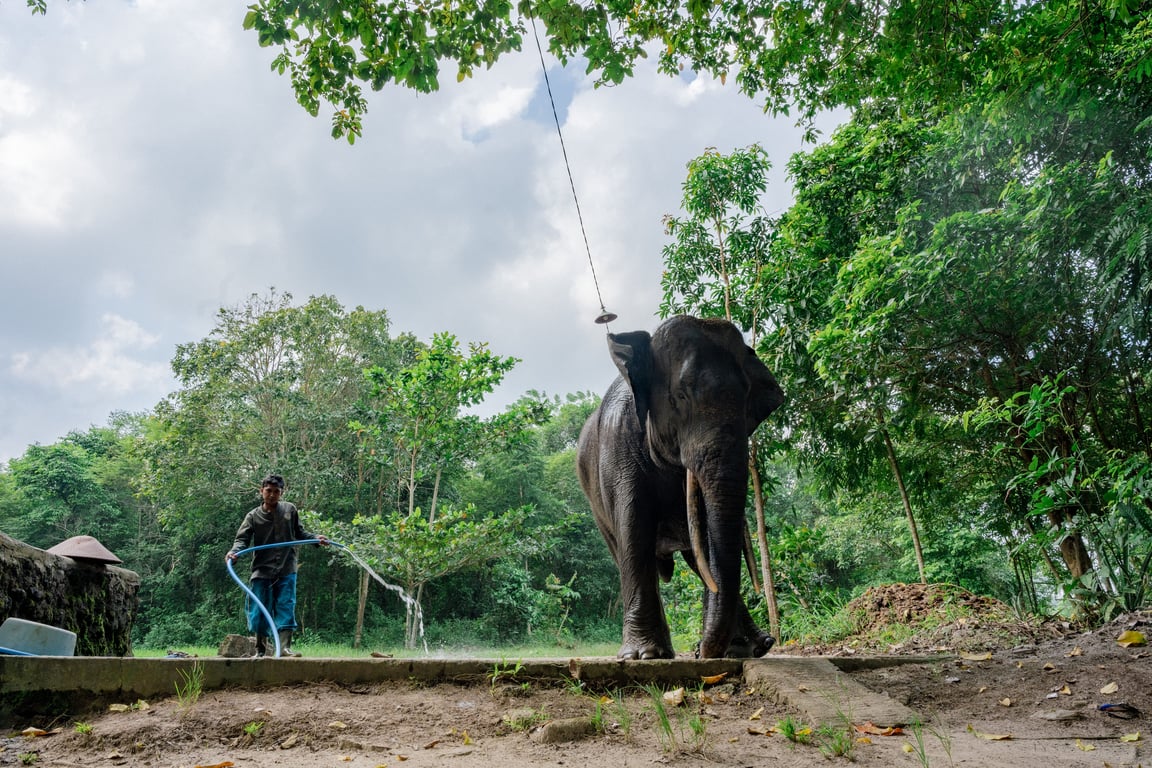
top-left (9, 314), bottom-right (169, 397)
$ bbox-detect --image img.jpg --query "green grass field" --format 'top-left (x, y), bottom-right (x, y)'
top-left (132, 640), bottom-right (622, 659)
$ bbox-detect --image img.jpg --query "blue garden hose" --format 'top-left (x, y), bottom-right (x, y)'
top-left (226, 539), bottom-right (345, 658)
top-left (0, 646), bottom-right (35, 656)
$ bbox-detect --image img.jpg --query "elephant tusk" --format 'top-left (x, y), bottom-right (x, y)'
top-left (742, 522), bottom-right (761, 593)
top-left (686, 470), bottom-right (719, 594)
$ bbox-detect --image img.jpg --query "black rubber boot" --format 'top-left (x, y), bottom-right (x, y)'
top-left (254, 634), bottom-right (268, 658)
top-left (278, 629), bottom-right (302, 657)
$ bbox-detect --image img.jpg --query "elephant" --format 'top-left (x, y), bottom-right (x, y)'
top-left (577, 315), bottom-right (784, 660)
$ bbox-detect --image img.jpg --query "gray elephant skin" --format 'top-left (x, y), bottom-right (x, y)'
top-left (577, 316), bottom-right (784, 660)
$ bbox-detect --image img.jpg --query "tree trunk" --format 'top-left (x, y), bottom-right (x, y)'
top-left (353, 569), bottom-right (369, 648)
top-left (881, 424), bottom-right (927, 584)
top-left (748, 445), bottom-right (780, 641)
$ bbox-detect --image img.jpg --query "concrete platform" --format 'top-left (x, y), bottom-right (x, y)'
top-left (0, 653), bottom-right (946, 727)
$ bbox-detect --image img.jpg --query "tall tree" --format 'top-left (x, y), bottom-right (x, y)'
top-left (139, 290), bottom-right (403, 644)
top-left (344, 332), bottom-right (549, 646)
top-left (658, 145), bottom-right (790, 637)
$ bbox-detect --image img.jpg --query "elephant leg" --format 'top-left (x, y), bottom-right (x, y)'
top-left (684, 551), bottom-right (773, 658)
top-left (615, 512), bottom-right (675, 660)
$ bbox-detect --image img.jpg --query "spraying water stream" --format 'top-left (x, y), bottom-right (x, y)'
top-left (226, 539), bottom-right (426, 657)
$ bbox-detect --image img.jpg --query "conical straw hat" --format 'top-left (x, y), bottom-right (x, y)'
top-left (46, 535), bottom-right (123, 564)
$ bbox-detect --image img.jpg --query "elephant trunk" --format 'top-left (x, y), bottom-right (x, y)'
top-left (695, 463), bottom-right (749, 659)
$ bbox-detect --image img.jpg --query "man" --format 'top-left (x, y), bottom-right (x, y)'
top-left (226, 474), bottom-right (328, 657)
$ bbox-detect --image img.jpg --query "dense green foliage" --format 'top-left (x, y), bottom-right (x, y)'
top-left (13, 0), bottom-right (1151, 647)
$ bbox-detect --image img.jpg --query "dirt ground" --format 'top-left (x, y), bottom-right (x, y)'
top-left (7, 584), bottom-right (1151, 768)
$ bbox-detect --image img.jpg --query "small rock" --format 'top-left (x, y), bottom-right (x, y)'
top-left (535, 717), bottom-right (595, 744)
top-left (217, 634), bottom-right (256, 658)
top-left (1032, 709), bottom-right (1082, 721)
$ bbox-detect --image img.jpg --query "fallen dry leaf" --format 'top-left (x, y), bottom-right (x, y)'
top-left (1100, 682), bottom-right (1120, 695)
top-left (968, 725), bottom-right (1012, 740)
top-left (959, 651), bottom-right (992, 661)
top-left (1042, 662), bottom-right (1056, 671)
top-left (340, 757), bottom-right (353, 762)
top-left (1066, 646), bottom-right (1083, 657)
top-left (328, 721), bottom-right (348, 730)
top-left (192, 763), bottom-right (234, 768)
top-left (1058, 684), bottom-right (1073, 695)
top-left (422, 739), bottom-right (441, 750)
top-left (856, 736), bottom-right (873, 745)
top-left (1117, 630), bottom-right (1146, 648)
top-left (747, 726), bottom-right (771, 736)
top-left (797, 684), bottom-right (809, 692)
top-left (462, 731), bottom-right (473, 746)
top-left (999, 698), bottom-right (1012, 707)
top-left (701, 673), bottom-right (728, 684)
top-left (854, 722), bottom-right (903, 736)
top-left (663, 687), bottom-right (685, 707)
top-left (1074, 739), bottom-right (1095, 751)
top-left (21, 727), bottom-right (48, 737)
top-left (1016, 661), bottom-right (1024, 669)
top-left (108, 704), bottom-right (130, 712)
top-left (978, 686), bottom-right (988, 694)
top-left (901, 743), bottom-right (915, 753)
top-left (748, 706), bottom-right (764, 721)
top-left (1119, 733), bottom-right (1141, 743)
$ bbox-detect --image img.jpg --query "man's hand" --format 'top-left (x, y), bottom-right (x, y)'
top-left (225, 552), bottom-right (237, 564)
top-left (316, 535), bottom-right (330, 547)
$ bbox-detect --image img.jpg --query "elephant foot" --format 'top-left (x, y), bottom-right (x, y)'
top-left (726, 632), bottom-right (775, 658)
top-left (694, 632), bottom-right (775, 659)
top-left (618, 640), bottom-right (675, 660)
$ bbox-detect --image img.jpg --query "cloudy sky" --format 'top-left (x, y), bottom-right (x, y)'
top-left (0, 0), bottom-right (829, 464)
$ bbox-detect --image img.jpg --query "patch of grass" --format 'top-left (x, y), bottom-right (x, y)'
top-left (173, 661), bottom-right (204, 713)
top-left (17, 753), bottom-right (37, 765)
top-left (775, 715), bottom-right (813, 745)
top-left (610, 689), bottom-right (632, 738)
top-left (815, 722), bottom-right (855, 760)
top-left (243, 721), bottom-right (264, 737)
top-left (641, 684), bottom-right (676, 752)
top-left (132, 640), bottom-right (622, 660)
top-left (640, 684), bottom-right (707, 754)
top-left (72, 722), bottom-right (93, 735)
top-left (488, 659), bottom-right (525, 692)
top-left (502, 708), bottom-right (549, 731)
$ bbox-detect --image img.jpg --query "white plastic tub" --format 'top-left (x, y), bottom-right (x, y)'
top-left (0, 617), bottom-right (77, 656)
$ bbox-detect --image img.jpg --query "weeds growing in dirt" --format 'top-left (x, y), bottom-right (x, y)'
top-left (610, 689), bottom-right (632, 738)
top-left (243, 721), bottom-right (264, 737)
top-left (174, 661), bottom-right (204, 713)
top-left (776, 715), bottom-right (813, 745)
top-left (907, 716), bottom-right (955, 768)
top-left (72, 722), bottom-right (93, 735)
top-left (815, 723), bottom-right (855, 759)
top-left (17, 753), bottom-right (37, 765)
top-left (641, 684), bottom-right (707, 753)
top-left (561, 675), bottom-right (585, 696)
top-left (502, 707), bottom-right (549, 731)
top-left (488, 660), bottom-right (525, 692)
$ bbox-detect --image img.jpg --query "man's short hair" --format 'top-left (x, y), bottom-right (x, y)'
top-left (261, 474), bottom-right (286, 490)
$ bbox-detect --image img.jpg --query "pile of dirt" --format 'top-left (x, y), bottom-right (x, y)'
top-left (785, 582), bottom-right (1067, 655)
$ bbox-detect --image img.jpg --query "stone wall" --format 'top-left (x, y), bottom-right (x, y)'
top-left (0, 532), bottom-right (139, 656)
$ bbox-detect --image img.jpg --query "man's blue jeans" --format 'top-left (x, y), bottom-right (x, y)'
top-left (246, 573), bottom-right (299, 635)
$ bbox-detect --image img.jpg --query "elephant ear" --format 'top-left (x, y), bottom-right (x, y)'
top-left (743, 346), bottom-right (785, 435)
top-left (608, 330), bottom-right (654, 429)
